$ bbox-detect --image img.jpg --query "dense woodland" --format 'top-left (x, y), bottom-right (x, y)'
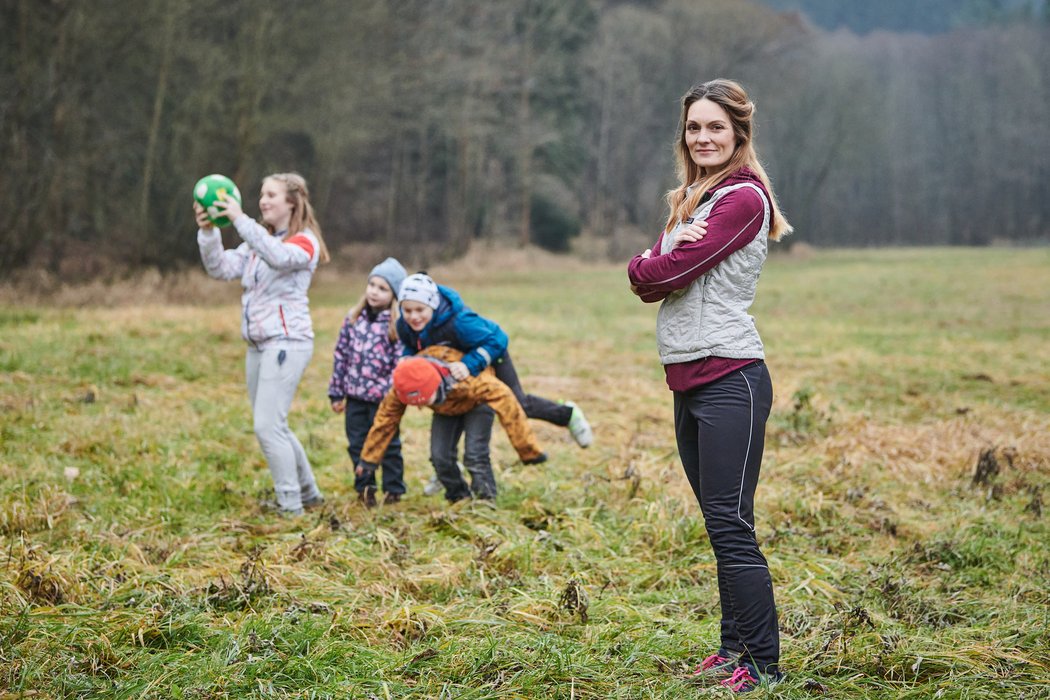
top-left (764, 0), bottom-right (1049, 33)
top-left (2, 0), bottom-right (1048, 274)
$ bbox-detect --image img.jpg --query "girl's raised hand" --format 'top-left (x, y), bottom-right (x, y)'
top-left (671, 219), bottom-right (708, 249)
top-left (215, 193), bottom-right (244, 223)
top-left (449, 361), bottom-right (470, 381)
top-left (194, 202), bottom-right (213, 231)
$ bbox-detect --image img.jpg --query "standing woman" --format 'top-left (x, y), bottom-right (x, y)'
top-left (627, 80), bottom-right (791, 692)
top-left (195, 172), bottom-right (331, 517)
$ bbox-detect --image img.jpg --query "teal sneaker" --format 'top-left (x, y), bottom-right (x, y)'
top-left (565, 401), bottom-right (593, 448)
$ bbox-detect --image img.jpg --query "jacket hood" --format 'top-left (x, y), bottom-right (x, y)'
top-left (429, 285), bottom-right (464, 330)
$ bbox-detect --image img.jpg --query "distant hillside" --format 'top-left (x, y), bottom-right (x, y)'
top-left (759, 0), bottom-right (1048, 34)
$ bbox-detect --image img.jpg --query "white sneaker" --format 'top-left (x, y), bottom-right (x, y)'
top-left (565, 401), bottom-right (593, 448)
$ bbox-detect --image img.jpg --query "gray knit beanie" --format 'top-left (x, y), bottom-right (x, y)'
top-left (369, 257), bottom-right (407, 299)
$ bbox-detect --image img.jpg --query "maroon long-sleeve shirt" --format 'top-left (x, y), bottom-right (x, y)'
top-left (627, 169), bottom-right (770, 391)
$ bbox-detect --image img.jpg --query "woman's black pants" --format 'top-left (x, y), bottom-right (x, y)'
top-left (673, 361), bottom-right (779, 675)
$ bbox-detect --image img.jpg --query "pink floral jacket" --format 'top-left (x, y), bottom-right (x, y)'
top-left (328, 308), bottom-right (404, 403)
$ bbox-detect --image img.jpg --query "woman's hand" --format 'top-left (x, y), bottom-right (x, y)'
top-left (671, 219), bottom-right (708, 249)
top-left (449, 361), bottom-right (470, 381)
top-left (194, 202), bottom-right (213, 231)
top-left (331, 399), bottom-right (346, 414)
top-left (215, 194), bottom-right (244, 223)
top-left (629, 249), bottom-right (652, 296)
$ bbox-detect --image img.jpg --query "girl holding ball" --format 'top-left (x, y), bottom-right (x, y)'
top-left (195, 172), bottom-right (331, 517)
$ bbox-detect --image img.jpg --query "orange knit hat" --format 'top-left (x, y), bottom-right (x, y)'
top-left (393, 357), bottom-right (444, 405)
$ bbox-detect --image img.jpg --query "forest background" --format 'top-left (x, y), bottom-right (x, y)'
top-left (2, 0), bottom-right (1049, 279)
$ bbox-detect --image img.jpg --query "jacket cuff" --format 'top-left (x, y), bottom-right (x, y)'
top-left (464, 353), bottom-right (485, 375)
top-left (197, 227), bottom-right (221, 243)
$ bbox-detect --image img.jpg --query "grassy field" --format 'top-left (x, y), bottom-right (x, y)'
top-left (1, 247), bottom-right (1048, 699)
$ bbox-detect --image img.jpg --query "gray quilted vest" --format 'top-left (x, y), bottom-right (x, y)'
top-left (656, 182), bottom-right (770, 366)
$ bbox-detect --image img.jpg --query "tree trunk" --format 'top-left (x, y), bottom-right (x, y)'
top-left (518, 4), bottom-right (534, 248)
top-left (140, 5), bottom-right (179, 228)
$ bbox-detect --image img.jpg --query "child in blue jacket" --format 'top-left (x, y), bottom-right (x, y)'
top-left (396, 272), bottom-right (592, 448)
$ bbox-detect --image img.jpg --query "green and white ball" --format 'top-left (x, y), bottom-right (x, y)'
top-left (193, 174), bottom-right (242, 228)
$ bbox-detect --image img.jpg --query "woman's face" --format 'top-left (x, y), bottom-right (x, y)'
top-left (259, 178), bottom-right (293, 230)
top-left (400, 300), bottom-right (434, 331)
top-left (366, 276), bottom-right (394, 310)
top-left (685, 98), bottom-right (737, 171)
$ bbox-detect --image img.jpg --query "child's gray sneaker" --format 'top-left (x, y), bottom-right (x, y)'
top-left (423, 475), bottom-right (443, 496)
top-left (424, 462), bottom-right (466, 495)
top-left (565, 401), bottom-right (593, 448)
top-left (302, 494), bottom-right (325, 510)
top-left (258, 498), bottom-right (304, 518)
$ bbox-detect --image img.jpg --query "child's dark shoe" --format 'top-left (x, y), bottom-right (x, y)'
top-left (357, 488), bottom-right (378, 509)
top-left (383, 492), bottom-right (402, 505)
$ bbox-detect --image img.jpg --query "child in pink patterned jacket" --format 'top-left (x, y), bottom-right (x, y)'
top-left (328, 258), bottom-right (408, 507)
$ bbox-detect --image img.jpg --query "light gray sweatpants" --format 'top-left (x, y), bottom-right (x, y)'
top-left (246, 345), bottom-right (321, 511)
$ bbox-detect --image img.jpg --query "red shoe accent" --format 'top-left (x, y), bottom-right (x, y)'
top-left (693, 653), bottom-right (733, 677)
top-left (720, 666), bottom-right (759, 692)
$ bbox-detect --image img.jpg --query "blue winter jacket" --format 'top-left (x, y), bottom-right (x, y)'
top-left (396, 285), bottom-right (508, 376)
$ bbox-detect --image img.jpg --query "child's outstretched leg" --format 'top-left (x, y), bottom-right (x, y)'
top-left (429, 414), bottom-right (472, 502)
top-left (494, 351), bottom-right (593, 447)
top-left (378, 439), bottom-right (406, 504)
top-left (461, 406), bottom-right (497, 500)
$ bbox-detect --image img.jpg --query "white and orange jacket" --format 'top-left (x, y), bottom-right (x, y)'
top-left (198, 216), bottom-right (320, 349)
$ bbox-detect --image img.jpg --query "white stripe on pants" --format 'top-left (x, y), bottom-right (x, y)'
top-left (246, 345), bottom-right (320, 511)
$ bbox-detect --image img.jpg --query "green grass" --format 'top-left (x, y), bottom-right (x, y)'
top-left (1, 247), bottom-right (1048, 698)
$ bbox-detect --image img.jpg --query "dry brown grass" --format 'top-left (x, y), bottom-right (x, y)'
top-left (0, 243), bottom-right (600, 309)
